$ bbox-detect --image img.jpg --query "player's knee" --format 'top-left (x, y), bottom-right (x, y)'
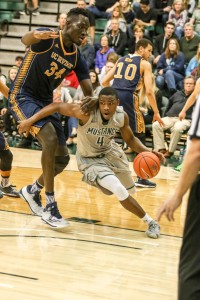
top-left (114, 185), bottom-right (129, 201)
top-left (128, 186), bottom-right (136, 195)
top-left (0, 149), bottom-right (13, 170)
top-left (54, 155), bottom-right (70, 175)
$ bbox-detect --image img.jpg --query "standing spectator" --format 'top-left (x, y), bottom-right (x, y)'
top-left (153, 75), bottom-right (195, 158)
top-left (107, 18), bottom-right (128, 56)
top-left (77, 0), bottom-right (96, 44)
top-left (79, 35), bottom-right (95, 69)
top-left (180, 22), bottom-right (200, 66)
top-left (104, 6), bottom-right (127, 34)
top-left (185, 42), bottom-right (200, 76)
top-left (87, 0), bottom-right (119, 18)
top-left (153, 21), bottom-right (178, 65)
top-left (168, 0), bottom-right (188, 40)
top-left (134, 0), bottom-right (157, 38)
top-left (156, 38), bottom-right (185, 95)
top-left (95, 35), bottom-right (115, 74)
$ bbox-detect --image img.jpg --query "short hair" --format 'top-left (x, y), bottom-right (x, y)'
top-left (99, 87), bottom-right (118, 99)
top-left (135, 38), bottom-right (153, 50)
top-left (184, 75), bottom-right (195, 83)
top-left (67, 7), bottom-right (88, 19)
top-left (15, 56), bottom-right (23, 61)
top-left (184, 22), bottom-right (194, 29)
top-left (165, 21), bottom-right (175, 27)
top-left (140, 0), bottom-right (150, 5)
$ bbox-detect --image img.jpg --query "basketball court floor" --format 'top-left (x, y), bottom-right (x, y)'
top-left (0, 147), bottom-right (187, 300)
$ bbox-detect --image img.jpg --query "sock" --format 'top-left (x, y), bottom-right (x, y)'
top-left (30, 180), bottom-right (43, 194)
top-left (1, 176), bottom-right (10, 187)
top-left (45, 192), bottom-right (55, 204)
top-left (141, 213), bottom-right (153, 225)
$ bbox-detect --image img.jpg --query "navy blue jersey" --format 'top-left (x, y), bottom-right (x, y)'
top-left (10, 28), bottom-right (89, 102)
top-left (112, 54), bottom-right (143, 94)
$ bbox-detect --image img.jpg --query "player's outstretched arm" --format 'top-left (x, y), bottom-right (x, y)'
top-left (142, 61), bottom-right (164, 127)
top-left (157, 138), bottom-right (200, 221)
top-left (17, 102), bottom-right (84, 136)
top-left (21, 30), bottom-right (59, 45)
top-left (0, 80), bottom-right (9, 99)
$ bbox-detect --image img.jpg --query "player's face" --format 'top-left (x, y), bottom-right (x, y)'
top-left (99, 95), bottom-right (119, 120)
top-left (141, 44), bottom-right (153, 60)
top-left (64, 15), bottom-right (89, 46)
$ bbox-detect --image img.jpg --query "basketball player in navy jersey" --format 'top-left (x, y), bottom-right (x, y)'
top-left (18, 87), bottom-right (164, 238)
top-left (8, 8), bottom-right (94, 228)
top-left (102, 38), bottom-right (164, 188)
top-left (0, 80), bottom-right (19, 198)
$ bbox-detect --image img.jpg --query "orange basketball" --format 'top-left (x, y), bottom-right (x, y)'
top-left (133, 152), bottom-right (160, 179)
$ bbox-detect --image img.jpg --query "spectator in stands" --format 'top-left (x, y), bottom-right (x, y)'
top-left (152, 75), bottom-right (195, 158)
top-left (180, 22), bottom-right (200, 66)
top-left (156, 38), bottom-right (185, 96)
top-left (104, 6), bottom-right (127, 34)
top-left (134, 0), bottom-right (157, 38)
top-left (98, 52), bottom-right (119, 85)
top-left (77, 0), bottom-right (95, 44)
top-left (128, 24), bottom-right (152, 54)
top-left (87, 0), bottom-right (119, 18)
top-left (95, 35), bottom-right (115, 74)
top-left (183, 0), bottom-right (196, 18)
top-left (154, 0), bottom-right (173, 26)
top-left (15, 56), bottom-right (23, 68)
top-left (120, 0), bottom-right (135, 25)
top-left (79, 35), bottom-right (95, 69)
top-left (153, 21), bottom-right (178, 65)
top-left (20, 0), bottom-right (40, 16)
top-left (1, 67), bottom-right (18, 137)
top-left (57, 12), bottom-right (67, 30)
top-left (185, 42), bottom-right (200, 76)
top-left (190, 0), bottom-right (200, 35)
top-left (107, 18), bottom-right (128, 56)
top-left (168, 0), bottom-right (188, 40)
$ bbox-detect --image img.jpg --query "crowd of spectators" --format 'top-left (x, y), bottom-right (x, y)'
top-left (1, 0), bottom-right (200, 159)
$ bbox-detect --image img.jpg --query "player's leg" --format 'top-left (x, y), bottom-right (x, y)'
top-left (0, 133), bottom-right (19, 198)
top-left (97, 175), bottom-right (160, 238)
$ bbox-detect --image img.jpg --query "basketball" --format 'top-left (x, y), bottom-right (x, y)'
top-left (133, 152), bottom-right (160, 179)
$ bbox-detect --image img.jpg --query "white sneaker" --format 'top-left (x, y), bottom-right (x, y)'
top-left (19, 185), bottom-right (43, 216)
top-left (42, 202), bottom-right (70, 228)
top-left (146, 220), bottom-right (160, 239)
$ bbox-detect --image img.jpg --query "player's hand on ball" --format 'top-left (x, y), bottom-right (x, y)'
top-left (152, 150), bottom-right (165, 163)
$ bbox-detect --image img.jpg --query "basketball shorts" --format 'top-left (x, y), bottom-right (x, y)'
top-left (8, 94), bottom-right (66, 146)
top-left (116, 90), bottom-right (145, 134)
top-left (76, 143), bottom-right (135, 193)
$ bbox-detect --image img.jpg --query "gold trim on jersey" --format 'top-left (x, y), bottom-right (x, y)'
top-left (134, 93), bottom-right (145, 133)
top-left (59, 31), bottom-right (78, 68)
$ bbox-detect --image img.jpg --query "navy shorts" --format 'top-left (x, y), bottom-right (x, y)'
top-left (9, 94), bottom-right (66, 146)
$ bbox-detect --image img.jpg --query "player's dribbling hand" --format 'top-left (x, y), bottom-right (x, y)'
top-left (152, 150), bottom-right (165, 163)
top-left (157, 195), bottom-right (183, 221)
top-left (81, 96), bottom-right (98, 114)
top-left (33, 30), bottom-right (59, 40)
top-left (17, 120), bottom-right (32, 137)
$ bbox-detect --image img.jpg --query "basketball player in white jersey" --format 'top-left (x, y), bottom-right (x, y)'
top-left (18, 87), bottom-right (164, 238)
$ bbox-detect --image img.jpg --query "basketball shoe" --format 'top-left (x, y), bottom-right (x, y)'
top-left (0, 184), bottom-right (20, 198)
top-left (146, 220), bottom-right (160, 239)
top-left (42, 202), bottom-right (70, 228)
top-left (19, 185), bottom-right (43, 216)
top-left (135, 177), bottom-right (156, 188)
